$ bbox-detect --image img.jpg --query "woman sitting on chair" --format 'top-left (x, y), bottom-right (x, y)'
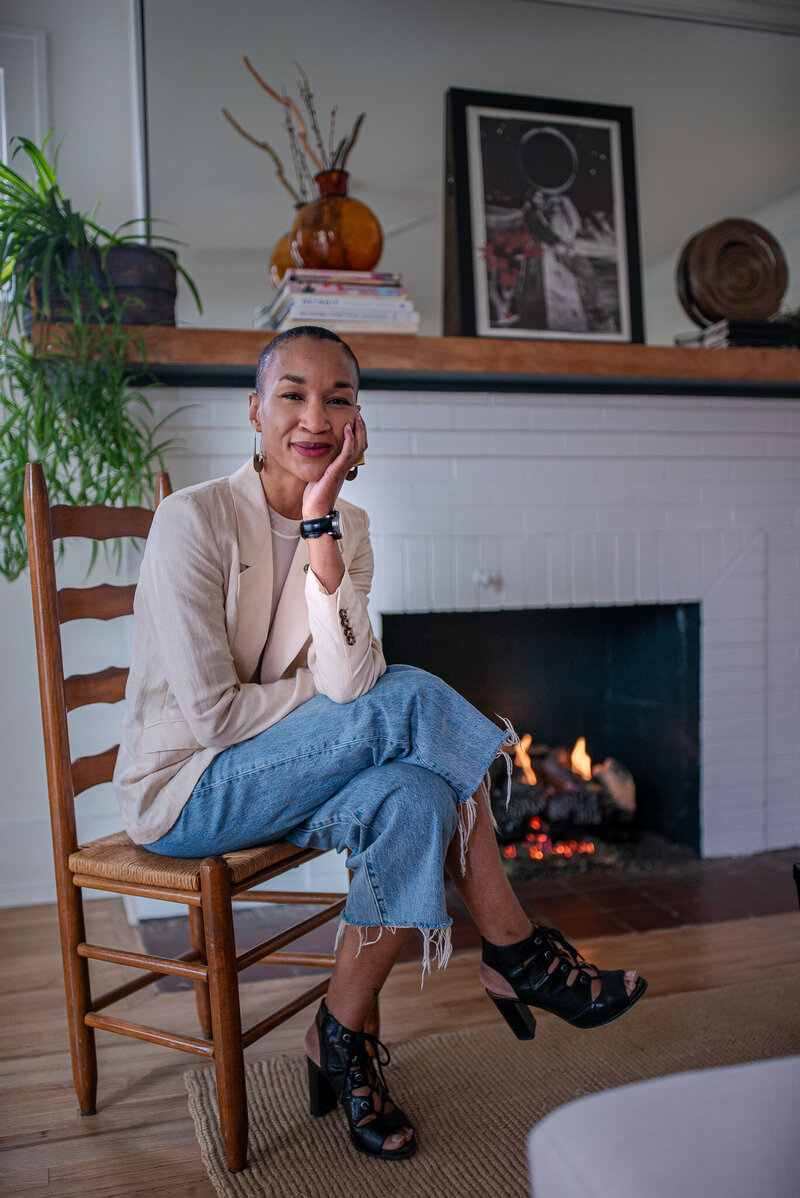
top-left (113, 325), bottom-right (646, 1161)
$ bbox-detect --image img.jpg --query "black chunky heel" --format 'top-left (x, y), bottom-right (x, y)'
top-left (307, 1058), bottom-right (336, 1117)
top-left (487, 992), bottom-right (537, 1040)
top-left (306, 999), bottom-right (416, 1160)
top-left (482, 925), bottom-right (647, 1038)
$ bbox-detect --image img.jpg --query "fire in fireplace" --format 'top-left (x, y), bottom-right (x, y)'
top-left (381, 603), bottom-right (701, 856)
top-left (492, 732), bottom-right (638, 864)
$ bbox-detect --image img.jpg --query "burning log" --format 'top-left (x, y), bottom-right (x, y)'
top-left (494, 781), bottom-right (548, 842)
top-left (593, 757), bottom-right (636, 817)
top-left (492, 735), bottom-right (636, 851)
top-left (539, 746), bottom-right (582, 789)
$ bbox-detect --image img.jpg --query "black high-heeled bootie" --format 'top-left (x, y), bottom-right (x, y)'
top-left (307, 1000), bottom-right (416, 1160)
top-left (481, 924), bottom-right (647, 1040)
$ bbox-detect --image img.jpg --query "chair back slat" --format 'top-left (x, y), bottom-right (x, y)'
top-left (58, 584), bottom-right (137, 624)
top-left (72, 746), bottom-right (120, 796)
top-left (25, 464), bottom-right (81, 856)
top-left (64, 667), bottom-right (129, 712)
top-left (155, 472), bottom-right (173, 505)
top-left (24, 462), bottom-right (170, 856)
top-left (50, 503), bottom-right (153, 541)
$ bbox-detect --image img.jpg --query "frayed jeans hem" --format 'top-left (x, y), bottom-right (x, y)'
top-left (335, 916), bottom-right (454, 987)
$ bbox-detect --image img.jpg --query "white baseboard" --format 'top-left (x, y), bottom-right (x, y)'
top-left (0, 820), bottom-right (57, 908)
top-left (0, 815), bottom-right (140, 909)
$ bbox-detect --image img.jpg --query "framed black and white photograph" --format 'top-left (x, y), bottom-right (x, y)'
top-left (444, 87), bottom-right (644, 342)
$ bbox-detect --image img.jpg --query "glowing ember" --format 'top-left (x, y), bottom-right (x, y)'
top-left (495, 728), bottom-right (603, 862)
top-left (500, 731), bottom-right (600, 864)
top-left (570, 736), bottom-right (593, 781)
top-left (514, 733), bottom-right (538, 786)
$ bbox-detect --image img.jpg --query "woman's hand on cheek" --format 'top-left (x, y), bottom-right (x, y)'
top-left (302, 416), bottom-right (366, 520)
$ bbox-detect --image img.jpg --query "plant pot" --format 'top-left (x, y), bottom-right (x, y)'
top-left (290, 170), bottom-right (382, 272)
top-left (104, 245), bottom-right (177, 325)
top-left (32, 244), bottom-right (178, 327)
top-left (30, 246), bottom-right (101, 328)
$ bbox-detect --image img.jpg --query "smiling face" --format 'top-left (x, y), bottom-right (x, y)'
top-left (249, 335), bottom-right (359, 517)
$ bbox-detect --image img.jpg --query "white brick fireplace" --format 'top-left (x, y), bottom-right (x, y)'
top-left (8, 379), bottom-right (796, 912)
top-left (159, 383), bottom-right (800, 860)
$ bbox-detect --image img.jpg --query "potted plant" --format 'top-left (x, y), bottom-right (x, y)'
top-left (0, 133), bottom-right (201, 325)
top-left (0, 133), bottom-right (201, 581)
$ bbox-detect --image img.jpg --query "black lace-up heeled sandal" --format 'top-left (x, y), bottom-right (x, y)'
top-left (480, 925), bottom-right (647, 1040)
top-left (307, 1000), bottom-right (416, 1160)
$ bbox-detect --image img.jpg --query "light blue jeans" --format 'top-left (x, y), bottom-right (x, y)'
top-left (145, 666), bottom-right (508, 961)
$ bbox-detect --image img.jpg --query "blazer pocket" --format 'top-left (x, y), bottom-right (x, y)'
top-left (141, 719), bottom-right (201, 753)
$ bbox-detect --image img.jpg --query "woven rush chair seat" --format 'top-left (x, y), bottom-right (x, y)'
top-left (24, 460), bottom-right (359, 1175)
top-left (70, 830), bottom-right (304, 891)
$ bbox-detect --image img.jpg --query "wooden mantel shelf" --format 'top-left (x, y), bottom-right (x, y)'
top-left (125, 327), bottom-right (800, 396)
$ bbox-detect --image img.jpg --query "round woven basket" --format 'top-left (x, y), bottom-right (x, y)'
top-left (676, 217), bottom-right (788, 327)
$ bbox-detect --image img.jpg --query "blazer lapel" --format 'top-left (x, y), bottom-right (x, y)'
top-left (227, 469), bottom-right (361, 685)
top-left (264, 510), bottom-right (361, 682)
top-left (228, 462), bottom-right (274, 681)
top-left (261, 537), bottom-right (311, 682)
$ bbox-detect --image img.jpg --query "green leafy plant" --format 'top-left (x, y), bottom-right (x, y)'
top-left (0, 133), bottom-right (201, 581)
top-left (0, 133), bottom-right (201, 318)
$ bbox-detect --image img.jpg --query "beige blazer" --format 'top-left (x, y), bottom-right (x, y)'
top-left (113, 461), bottom-right (386, 843)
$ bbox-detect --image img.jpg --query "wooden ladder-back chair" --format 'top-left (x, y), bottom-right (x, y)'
top-left (24, 460), bottom-right (353, 1172)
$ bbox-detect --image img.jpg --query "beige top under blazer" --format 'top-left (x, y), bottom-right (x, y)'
top-left (113, 460), bottom-right (386, 843)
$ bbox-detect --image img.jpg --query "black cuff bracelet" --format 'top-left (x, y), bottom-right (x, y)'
top-left (299, 510), bottom-right (343, 540)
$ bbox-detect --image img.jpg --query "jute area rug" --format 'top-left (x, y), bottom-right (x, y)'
top-left (185, 969), bottom-right (800, 1198)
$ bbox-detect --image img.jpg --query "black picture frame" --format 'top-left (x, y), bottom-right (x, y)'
top-left (444, 87), bottom-right (644, 342)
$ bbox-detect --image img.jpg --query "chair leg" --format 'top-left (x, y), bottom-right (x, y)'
top-left (59, 881), bottom-right (98, 1115)
top-left (188, 905), bottom-right (213, 1039)
top-left (200, 859), bottom-right (248, 1172)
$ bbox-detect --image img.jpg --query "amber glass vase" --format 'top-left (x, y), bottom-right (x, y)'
top-left (269, 204), bottom-right (305, 288)
top-left (291, 170), bottom-right (382, 272)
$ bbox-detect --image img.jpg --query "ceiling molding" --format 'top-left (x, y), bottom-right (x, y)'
top-left (530, 1), bottom-right (800, 36)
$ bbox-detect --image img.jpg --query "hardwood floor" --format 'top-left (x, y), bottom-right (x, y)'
top-left (1, 900), bottom-right (798, 1197)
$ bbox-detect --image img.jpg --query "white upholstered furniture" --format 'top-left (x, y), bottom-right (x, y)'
top-left (527, 1055), bottom-right (800, 1198)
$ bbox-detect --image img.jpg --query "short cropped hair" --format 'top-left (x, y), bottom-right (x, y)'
top-left (254, 325), bottom-right (361, 396)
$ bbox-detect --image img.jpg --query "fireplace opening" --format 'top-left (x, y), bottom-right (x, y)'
top-left (381, 604), bottom-right (701, 859)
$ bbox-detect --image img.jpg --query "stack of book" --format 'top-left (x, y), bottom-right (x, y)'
top-left (675, 319), bottom-right (797, 348)
top-left (255, 268), bottom-right (420, 335)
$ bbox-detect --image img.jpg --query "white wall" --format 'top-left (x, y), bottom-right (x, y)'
top-left (141, 0), bottom-right (800, 337)
top-left (0, 0), bottom-right (141, 907)
top-left (0, 0), bottom-right (140, 226)
top-left (1, 0), bottom-right (799, 907)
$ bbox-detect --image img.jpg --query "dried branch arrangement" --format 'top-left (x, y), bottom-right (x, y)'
top-left (222, 59), bottom-right (366, 205)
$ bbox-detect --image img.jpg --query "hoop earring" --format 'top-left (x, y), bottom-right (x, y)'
top-left (346, 451), bottom-right (365, 482)
top-left (253, 432), bottom-right (264, 473)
